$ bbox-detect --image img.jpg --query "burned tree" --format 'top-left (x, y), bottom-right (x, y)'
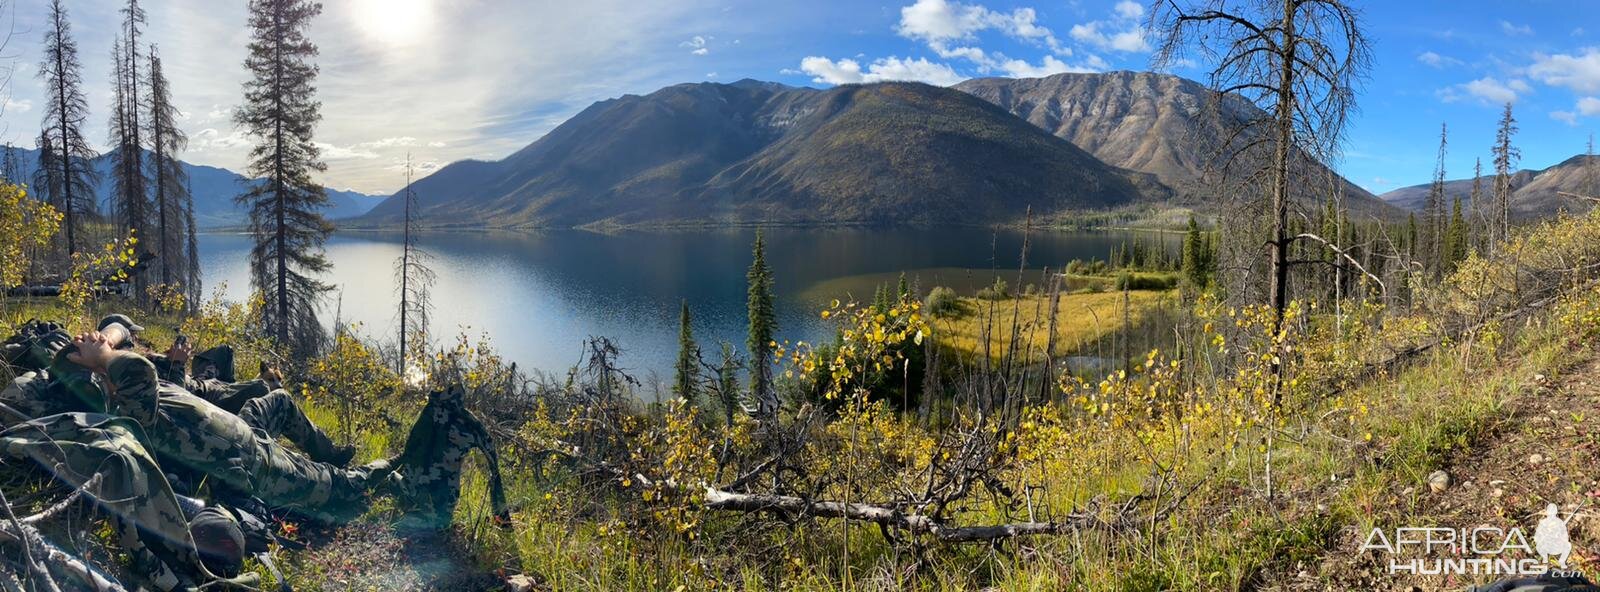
top-left (35, 0), bottom-right (98, 257)
top-left (1152, 0), bottom-right (1372, 327)
top-left (394, 154), bottom-right (434, 371)
top-left (1490, 103), bottom-right (1519, 252)
top-left (147, 47), bottom-right (193, 291)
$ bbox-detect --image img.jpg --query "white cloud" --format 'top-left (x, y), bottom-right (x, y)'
top-left (1552, 110), bottom-right (1578, 125)
top-left (190, 128), bottom-right (251, 152)
top-left (1000, 55), bottom-right (1095, 78)
top-left (2, 98), bottom-right (32, 114)
top-left (897, 0), bottom-right (1064, 58)
top-left (1529, 48), bottom-right (1600, 94)
top-left (1070, 21), bottom-right (1149, 53)
top-left (1113, 0), bottom-right (1142, 20)
top-left (427, 141), bottom-right (447, 148)
top-left (1067, 2), bottom-right (1150, 53)
top-left (315, 141), bottom-right (381, 160)
top-left (1444, 77), bottom-right (1529, 104)
top-left (1500, 20), bottom-right (1533, 36)
top-left (356, 136), bottom-right (419, 149)
top-left (1416, 51), bottom-right (1462, 68)
top-left (798, 56), bottom-right (966, 86)
top-left (682, 35), bottom-right (711, 56)
top-left (385, 159), bottom-right (442, 173)
top-left (1580, 96), bottom-right (1600, 116)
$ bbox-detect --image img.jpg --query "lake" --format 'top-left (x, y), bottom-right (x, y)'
top-left (198, 227), bottom-right (1176, 380)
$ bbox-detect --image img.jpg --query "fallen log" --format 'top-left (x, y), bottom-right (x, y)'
top-left (696, 484), bottom-right (1106, 543)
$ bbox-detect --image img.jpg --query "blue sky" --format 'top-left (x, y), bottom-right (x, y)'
top-left (0, 0), bottom-right (1595, 196)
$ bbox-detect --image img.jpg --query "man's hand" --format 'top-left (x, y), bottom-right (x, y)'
top-left (66, 332), bottom-right (116, 373)
top-left (166, 339), bottom-right (194, 363)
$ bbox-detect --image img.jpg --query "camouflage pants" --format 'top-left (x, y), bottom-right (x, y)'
top-left (0, 413), bottom-right (248, 591)
top-left (119, 387), bottom-right (381, 524)
top-left (186, 377), bottom-right (271, 415)
top-left (238, 389), bottom-right (342, 465)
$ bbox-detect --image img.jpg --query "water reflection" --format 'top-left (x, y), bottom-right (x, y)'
top-left (198, 227), bottom-right (1177, 377)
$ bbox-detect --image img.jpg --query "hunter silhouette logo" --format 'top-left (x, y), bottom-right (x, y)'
top-left (1361, 503), bottom-right (1584, 576)
top-left (1535, 503), bottom-right (1575, 568)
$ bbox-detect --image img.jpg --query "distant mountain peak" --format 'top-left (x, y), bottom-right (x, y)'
top-left (1380, 153), bottom-right (1599, 218)
top-left (954, 71), bottom-right (1397, 218)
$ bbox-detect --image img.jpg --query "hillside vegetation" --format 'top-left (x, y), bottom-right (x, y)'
top-left (354, 81), bottom-right (1160, 229)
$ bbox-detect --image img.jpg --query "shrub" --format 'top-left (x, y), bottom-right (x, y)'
top-left (924, 286), bottom-right (962, 317)
top-left (1114, 272), bottom-right (1178, 291)
top-left (975, 278), bottom-right (1010, 301)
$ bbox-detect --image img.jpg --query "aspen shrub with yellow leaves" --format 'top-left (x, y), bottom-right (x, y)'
top-left (58, 234), bottom-right (140, 311)
top-left (0, 182), bottom-right (61, 291)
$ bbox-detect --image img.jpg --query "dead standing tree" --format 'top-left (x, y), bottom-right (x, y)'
top-left (1152, 0), bottom-right (1372, 340)
top-left (394, 154), bottom-right (434, 373)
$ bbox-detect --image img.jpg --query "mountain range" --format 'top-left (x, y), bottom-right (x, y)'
top-left (954, 71), bottom-right (1394, 218)
top-left (3, 146), bottom-right (384, 228)
top-left (355, 79), bottom-right (1168, 228)
top-left (1378, 153), bottom-right (1599, 218)
top-left (354, 71), bottom-right (1402, 229)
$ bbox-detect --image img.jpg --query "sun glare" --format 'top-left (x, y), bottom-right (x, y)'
top-left (352, 0), bottom-right (432, 46)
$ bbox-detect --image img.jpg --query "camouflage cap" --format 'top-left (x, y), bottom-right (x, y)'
top-left (97, 313), bottom-right (146, 334)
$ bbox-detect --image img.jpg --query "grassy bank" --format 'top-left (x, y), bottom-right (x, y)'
top-left (929, 289), bottom-right (1178, 363)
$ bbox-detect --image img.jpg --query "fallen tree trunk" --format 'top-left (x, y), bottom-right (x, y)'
top-left (698, 486), bottom-right (1103, 543)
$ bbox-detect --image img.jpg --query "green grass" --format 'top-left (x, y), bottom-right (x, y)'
top-left (930, 289), bottom-right (1177, 362)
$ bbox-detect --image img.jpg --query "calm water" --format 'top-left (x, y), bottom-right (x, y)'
top-left (198, 228), bottom-right (1174, 379)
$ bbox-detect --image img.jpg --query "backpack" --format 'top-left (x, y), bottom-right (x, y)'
top-left (1, 320), bottom-right (71, 373)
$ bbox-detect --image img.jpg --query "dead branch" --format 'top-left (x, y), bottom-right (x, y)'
top-left (0, 521), bottom-right (127, 592)
top-left (1558, 191), bottom-right (1599, 204)
top-left (698, 486), bottom-right (1109, 543)
top-left (1287, 232), bottom-right (1387, 296)
top-left (20, 474), bottom-right (100, 527)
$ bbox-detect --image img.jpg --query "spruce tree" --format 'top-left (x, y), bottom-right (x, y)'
top-left (716, 342), bottom-right (741, 428)
top-left (746, 230), bottom-right (777, 418)
top-left (108, 0), bottom-right (149, 254)
top-left (1181, 216), bottom-right (1208, 290)
top-left (0, 144), bottom-right (17, 182)
top-left (147, 48), bottom-right (191, 290)
top-left (236, 0), bottom-right (334, 352)
top-left (1406, 213), bottom-right (1418, 262)
top-left (1491, 103), bottom-right (1520, 251)
top-left (673, 300), bottom-right (698, 405)
top-left (1446, 196), bottom-right (1466, 269)
top-left (183, 181), bottom-right (201, 305)
top-left (36, 0), bottom-right (99, 257)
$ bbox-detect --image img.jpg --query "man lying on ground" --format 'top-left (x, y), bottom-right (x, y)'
top-left (0, 329), bottom-right (509, 588)
top-left (62, 329), bottom-right (508, 524)
top-left (49, 318), bottom-right (357, 468)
